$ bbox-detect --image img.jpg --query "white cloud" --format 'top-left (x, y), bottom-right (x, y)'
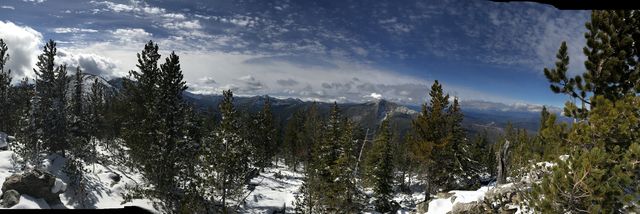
top-left (110, 28), bottom-right (153, 45)
top-left (59, 35), bottom-right (533, 106)
top-left (0, 21), bottom-right (43, 79)
top-left (462, 100), bottom-right (562, 113)
top-left (91, 0), bottom-right (210, 40)
top-left (162, 20), bottom-right (202, 30)
top-left (52, 28), bottom-right (99, 34)
top-left (368, 93), bottom-right (382, 99)
top-left (91, 1), bottom-right (135, 13)
top-left (22, 0), bottom-right (45, 3)
top-left (1, 5), bottom-right (15, 10)
top-left (57, 49), bottom-right (119, 78)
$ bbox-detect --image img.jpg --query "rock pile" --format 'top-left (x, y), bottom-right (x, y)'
top-left (0, 169), bottom-right (67, 208)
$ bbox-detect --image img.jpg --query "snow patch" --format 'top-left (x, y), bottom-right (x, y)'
top-left (426, 186), bottom-right (492, 214)
top-left (559, 154), bottom-right (569, 161)
top-left (243, 163), bottom-right (304, 213)
top-left (51, 178), bottom-right (67, 193)
top-left (10, 195), bottom-right (51, 209)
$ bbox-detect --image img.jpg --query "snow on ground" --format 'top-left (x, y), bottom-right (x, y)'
top-left (1, 144), bottom-right (524, 213)
top-left (425, 186), bottom-right (492, 214)
top-left (0, 145), bottom-right (156, 211)
top-left (10, 195), bottom-right (51, 209)
top-left (51, 178), bottom-right (67, 194)
top-left (242, 162), bottom-right (304, 213)
top-left (0, 150), bottom-right (18, 196)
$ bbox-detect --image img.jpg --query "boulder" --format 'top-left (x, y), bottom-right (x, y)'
top-left (481, 184), bottom-right (529, 213)
top-left (108, 172), bottom-right (121, 183)
top-left (436, 191), bottom-right (455, 199)
top-left (416, 201), bottom-right (429, 213)
top-left (1, 169), bottom-right (64, 204)
top-left (450, 201), bottom-right (484, 214)
top-left (389, 200), bottom-right (401, 213)
top-left (1, 189), bottom-right (20, 208)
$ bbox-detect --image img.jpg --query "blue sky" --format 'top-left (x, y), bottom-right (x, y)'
top-left (0, 0), bottom-right (590, 108)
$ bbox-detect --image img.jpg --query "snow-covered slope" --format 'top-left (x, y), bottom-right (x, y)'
top-left (242, 163), bottom-right (304, 213)
top-left (0, 147), bottom-right (156, 211)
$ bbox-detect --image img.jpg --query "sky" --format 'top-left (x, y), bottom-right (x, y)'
top-left (0, 0), bottom-right (591, 109)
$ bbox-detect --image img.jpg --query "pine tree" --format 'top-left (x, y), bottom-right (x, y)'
top-left (296, 102), bottom-right (363, 213)
top-left (32, 40), bottom-right (70, 155)
top-left (87, 78), bottom-right (105, 148)
top-left (68, 67), bottom-right (90, 158)
top-left (364, 118), bottom-right (395, 212)
top-left (64, 67), bottom-right (93, 208)
top-left (410, 80), bottom-right (457, 201)
top-left (530, 97), bottom-right (640, 212)
top-left (255, 97), bottom-right (276, 169)
top-left (470, 130), bottom-right (495, 180)
top-left (283, 109), bottom-right (305, 171)
top-left (121, 42), bottom-right (194, 212)
top-left (0, 39), bottom-right (12, 133)
top-left (202, 90), bottom-right (253, 213)
top-left (393, 135), bottom-right (414, 193)
top-left (539, 106), bottom-right (551, 131)
top-left (531, 10), bottom-right (640, 212)
top-left (446, 97), bottom-right (471, 189)
top-left (330, 118), bottom-right (362, 212)
top-left (303, 102), bottom-right (322, 163)
top-left (14, 79), bottom-right (41, 168)
top-left (544, 11), bottom-right (640, 120)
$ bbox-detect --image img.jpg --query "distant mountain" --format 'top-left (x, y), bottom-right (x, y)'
top-left (182, 91), bottom-right (416, 136)
top-left (183, 91), bottom-right (571, 141)
top-left (106, 78), bottom-right (569, 141)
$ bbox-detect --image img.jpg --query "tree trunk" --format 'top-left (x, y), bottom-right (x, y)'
top-left (222, 181), bottom-right (227, 214)
top-left (424, 179), bottom-right (430, 202)
top-left (497, 140), bottom-right (510, 185)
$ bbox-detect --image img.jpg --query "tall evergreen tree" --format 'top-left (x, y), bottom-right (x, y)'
top-left (68, 68), bottom-right (90, 157)
top-left (88, 78), bottom-right (105, 141)
top-left (297, 102), bottom-right (362, 213)
top-left (446, 97), bottom-right (471, 188)
top-left (0, 39), bottom-right (11, 133)
top-left (410, 80), bottom-right (455, 201)
top-left (32, 40), bottom-right (70, 155)
top-left (121, 42), bottom-right (193, 212)
top-left (531, 10), bottom-right (640, 212)
top-left (364, 118), bottom-right (395, 212)
top-left (255, 97), bottom-right (276, 169)
top-left (303, 102), bottom-right (322, 163)
top-left (64, 67), bottom-right (93, 208)
top-left (14, 78), bottom-right (41, 168)
top-left (202, 90), bottom-right (253, 213)
top-left (283, 109), bottom-right (305, 171)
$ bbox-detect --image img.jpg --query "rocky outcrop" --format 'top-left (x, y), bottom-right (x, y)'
top-left (450, 201), bottom-right (483, 214)
top-left (448, 184), bottom-right (528, 214)
top-left (1, 189), bottom-right (20, 207)
top-left (416, 201), bottom-right (429, 213)
top-left (1, 169), bottom-right (66, 205)
top-left (482, 184), bottom-right (522, 213)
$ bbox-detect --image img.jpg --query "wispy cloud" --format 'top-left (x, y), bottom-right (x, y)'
top-left (52, 27), bottom-right (98, 34)
top-left (0, 0), bottom-right (583, 107)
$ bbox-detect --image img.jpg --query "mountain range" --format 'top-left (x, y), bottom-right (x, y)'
top-left (105, 78), bottom-right (567, 141)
